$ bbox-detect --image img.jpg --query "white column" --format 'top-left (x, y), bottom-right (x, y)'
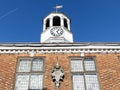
top-left (43, 20), bottom-right (46, 31)
top-left (61, 17), bottom-right (64, 27)
top-left (68, 20), bottom-right (70, 31)
top-left (50, 17), bottom-right (53, 27)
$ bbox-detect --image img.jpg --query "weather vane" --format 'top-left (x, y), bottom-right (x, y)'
top-left (54, 5), bottom-right (63, 12)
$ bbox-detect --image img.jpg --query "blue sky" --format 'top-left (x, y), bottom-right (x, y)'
top-left (0, 0), bottom-right (120, 42)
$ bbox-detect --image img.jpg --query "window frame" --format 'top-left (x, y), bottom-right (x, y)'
top-left (70, 57), bottom-right (100, 90)
top-left (14, 57), bottom-right (45, 90)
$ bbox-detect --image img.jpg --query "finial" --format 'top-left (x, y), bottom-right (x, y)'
top-left (54, 5), bottom-right (63, 12)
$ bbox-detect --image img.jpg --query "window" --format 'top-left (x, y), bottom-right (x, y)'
top-left (46, 19), bottom-right (50, 29)
top-left (64, 19), bottom-right (68, 29)
top-left (53, 16), bottom-right (60, 26)
top-left (71, 60), bottom-right (83, 72)
top-left (73, 75), bottom-right (85, 90)
top-left (71, 57), bottom-right (100, 90)
top-left (15, 58), bottom-right (44, 90)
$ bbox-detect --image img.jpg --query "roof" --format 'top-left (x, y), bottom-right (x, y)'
top-left (0, 42), bottom-right (120, 47)
top-left (43, 12), bottom-right (71, 21)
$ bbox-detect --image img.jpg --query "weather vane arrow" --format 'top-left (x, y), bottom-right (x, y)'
top-left (54, 5), bottom-right (63, 12)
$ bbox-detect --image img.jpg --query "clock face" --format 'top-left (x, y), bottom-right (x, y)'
top-left (50, 27), bottom-right (63, 37)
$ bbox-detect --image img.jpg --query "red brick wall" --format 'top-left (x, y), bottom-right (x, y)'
top-left (0, 53), bottom-right (120, 90)
top-left (0, 54), bottom-right (17, 90)
top-left (95, 54), bottom-right (120, 90)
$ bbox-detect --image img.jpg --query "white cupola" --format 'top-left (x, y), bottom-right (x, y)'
top-left (40, 11), bottom-right (73, 43)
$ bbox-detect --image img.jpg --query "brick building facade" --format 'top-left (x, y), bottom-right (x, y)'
top-left (0, 9), bottom-right (120, 90)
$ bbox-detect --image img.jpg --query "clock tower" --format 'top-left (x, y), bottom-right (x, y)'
top-left (40, 7), bottom-right (73, 43)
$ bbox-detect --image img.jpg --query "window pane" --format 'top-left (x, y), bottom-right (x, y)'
top-left (71, 60), bottom-right (83, 72)
top-left (15, 74), bottom-right (29, 90)
top-left (73, 75), bottom-right (85, 90)
top-left (32, 59), bottom-right (43, 71)
top-left (85, 75), bottom-right (100, 90)
top-left (30, 74), bottom-right (43, 89)
top-left (84, 59), bottom-right (96, 71)
top-left (18, 60), bottom-right (31, 72)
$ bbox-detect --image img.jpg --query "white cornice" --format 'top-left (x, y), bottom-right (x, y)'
top-left (0, 43), bottom-right (120, 54)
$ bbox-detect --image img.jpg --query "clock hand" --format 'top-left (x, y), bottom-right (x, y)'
top-left (56, 30), bottom-right (59, 34)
